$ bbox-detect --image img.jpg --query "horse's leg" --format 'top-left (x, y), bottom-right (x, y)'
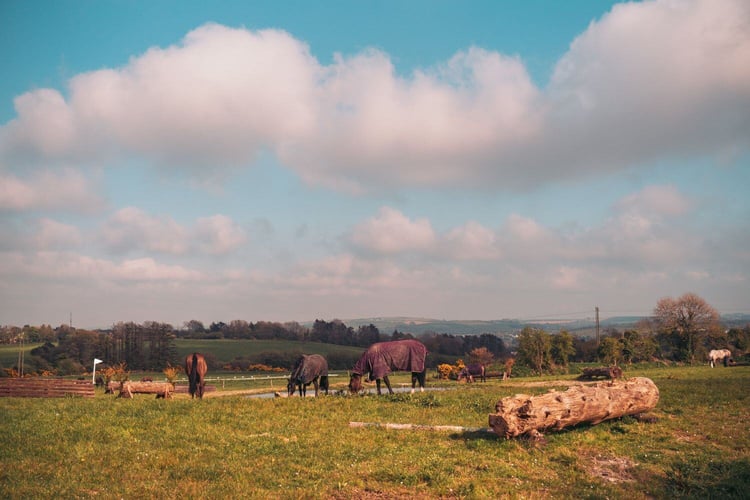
top-left (383, 376), bottom-right (394, 394)
top-left (376, 379), bottom-right (382, 395)
top-left (313, 377), bottom-right (319, 397)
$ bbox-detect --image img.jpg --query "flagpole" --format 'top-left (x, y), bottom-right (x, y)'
top-left (92, 358), bottom-right (103, 384)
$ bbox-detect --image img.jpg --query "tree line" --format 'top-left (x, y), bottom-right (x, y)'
top-left (1, 292), bottom-right (747, 376)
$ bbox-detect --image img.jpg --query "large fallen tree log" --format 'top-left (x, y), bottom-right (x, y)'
top-left (118, 381), bottom-right (173, 399)
top-left (488, 377), bottom-right (659, 438)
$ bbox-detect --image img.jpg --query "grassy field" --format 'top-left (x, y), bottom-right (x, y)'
top-left (1, 365), bottom-right (748, 498)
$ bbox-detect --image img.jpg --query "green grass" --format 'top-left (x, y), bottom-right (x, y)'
top-left (0, 342), bottom-right (42, 369)
top-left (1, 365), bottom-right (748, 498)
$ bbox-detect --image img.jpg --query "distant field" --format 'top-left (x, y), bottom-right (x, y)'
top-left (0, 343), bottom-right (41, 370)
top-left (0, 340), bottom-right (365, 372)
top-left (174, 338), bottom-right (365, 362)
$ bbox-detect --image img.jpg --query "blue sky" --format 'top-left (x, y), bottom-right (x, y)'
top-left (1, 0), bottom-right (748, 329)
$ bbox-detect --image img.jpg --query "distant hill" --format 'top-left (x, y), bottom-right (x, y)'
top-left (334, 313), bottom-right (750, 338)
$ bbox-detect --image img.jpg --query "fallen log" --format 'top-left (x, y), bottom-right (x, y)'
top-left (577, 366), bottom-right (623, 380)
top-left (488, 377), bottom-right (659, 439)
top-left (105, 380), bottom-right (122, 394)
top-left (349, 422), bottom-right (493, 433)
top-left (118, 381), bottom-right (173, 399)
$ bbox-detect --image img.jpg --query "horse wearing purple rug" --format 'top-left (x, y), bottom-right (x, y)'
top-left (349, 339), bottom-right (427, 395)
top-left (287, 354), bottom-right (329, 397)
top-left (458, 363), bottom-right (486, 383)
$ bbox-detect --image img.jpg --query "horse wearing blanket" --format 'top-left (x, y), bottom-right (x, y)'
top-left (349, 339), bottom-right (427, 395)
top-left (287, 354), bottom-right (329, 397)
top-left (708, 349), bottom-right (732, 368)
top-left (458, 363), bottom-right (486, 383)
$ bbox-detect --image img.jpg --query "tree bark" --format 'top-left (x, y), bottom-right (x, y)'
top-left (488, 377), bottom-right (659, 438)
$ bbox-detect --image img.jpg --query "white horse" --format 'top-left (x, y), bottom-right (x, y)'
top-left (708, 349), bottom-right (732, 368)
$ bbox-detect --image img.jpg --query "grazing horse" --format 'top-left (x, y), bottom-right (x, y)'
top-left (184, 353), bottom-right (208, 399)
top-left (349, 339), bottom-right (427, 395)
top-left (708, 349), bottom-right (732, 368)
top-left (287, 354), bottom-right (329, 397)
top-left (458, 363), bottom-right (486, 383)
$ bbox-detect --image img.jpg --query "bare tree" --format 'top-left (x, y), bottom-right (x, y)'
top-left (653, 292), bottom-right (722, 363)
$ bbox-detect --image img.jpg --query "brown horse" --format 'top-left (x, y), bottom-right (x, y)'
top-left (349, 339), bottom-right (427, 395)
top-left (184, 353), bottom-right (208, 399)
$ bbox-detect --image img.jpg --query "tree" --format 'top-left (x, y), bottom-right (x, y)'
top-left (550, 330), bottom-right (575, 368)
top-left (517, 327), bottom-right (552, 375)
top-left (598, 336), bottom-right (623, 366)
top-left (621, 330), bottom-right (657, 364)
top-left (468, 347), bottom-right (494, 366)
top-left (653, 293), bottom-right (722, 363)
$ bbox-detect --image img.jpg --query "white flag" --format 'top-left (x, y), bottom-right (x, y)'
top-left (94, 358), bottom-right (103, 365)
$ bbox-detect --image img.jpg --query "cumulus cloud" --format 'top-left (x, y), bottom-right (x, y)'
top-left (0, 169), bottom-right (105, 212)
top-left (194, 215), bottom-right (247, 255)
top-left (347, 185), bottom-right (702, 289)
top-left (0, 251), bottom-right (203, 283)
top-left (102, 207), bottom-right (189, 254)
top-left (101, 207), bottom-right (246, 255)
top-left (34, 218), bottom-right (82, 249)
top-left (350, 206), bottom-right (436, 254)
top-left (1, 0), bottom-right (746, 191)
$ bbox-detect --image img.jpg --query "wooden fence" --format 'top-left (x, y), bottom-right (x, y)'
top-left (0, 378), bottom-right (95, 398)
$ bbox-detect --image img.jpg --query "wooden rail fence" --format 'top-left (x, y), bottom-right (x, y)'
top-left (0, 378), bottom-right (95, 398)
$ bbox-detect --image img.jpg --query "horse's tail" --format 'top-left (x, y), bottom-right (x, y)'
top-left (320, 375), bottom-right (329, 392)
top-left (189, 353), bottom-right (199, 396)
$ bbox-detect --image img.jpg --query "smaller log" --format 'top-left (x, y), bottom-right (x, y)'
top-left (349, 422), bottom-right (493, 433)
top-left (118, 381), bottom-right (173, 399)
top-left (577, 366), bottom-right (623, 380)
top-left (105, 380), bottom-right (122, 394)
top-left (489, 377), bottom-right (659, 438)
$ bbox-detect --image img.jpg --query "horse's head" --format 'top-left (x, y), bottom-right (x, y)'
top-left (348, 374), bottom-right (362, 393)
top-left (287, 378), bottom-right (296, 397)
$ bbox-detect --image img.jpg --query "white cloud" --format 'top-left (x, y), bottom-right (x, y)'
top-left (615, 185), bottom-right (692, 218)
top-left (101, 208), bottom-right (248, 256)
top-left (194, 215), bottom-right (247, 255)
top-left (102, 207), bottom-right (189, 254)
top-left (2, 1), bottom-right (745, 191)
top-left (34, 218), bottom-right (82, 249)
top-left (0, 169), bottom-right (104, 212)
top-left (350, 207), bottom-right (436, 254)
top-left (0, 251), bottom-right (203, 283)
top-left (443, 221), bottom-right (500, 260)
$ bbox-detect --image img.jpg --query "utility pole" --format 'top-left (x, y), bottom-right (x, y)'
top-left (595, 306), bottom-right (600, 346)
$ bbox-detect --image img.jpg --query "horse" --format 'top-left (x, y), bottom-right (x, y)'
top-left (708, 349), bottom-right (732, 368)
top-left (349, 339), bottom-right (427, 395)
top-left (184, 353), bottom-right (208, 399)
top-left (457, 363), bottom-right (486, 383)
top-left (287, 354), bottom-right (329, 397)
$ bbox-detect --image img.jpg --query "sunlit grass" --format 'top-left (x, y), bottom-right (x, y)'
top-left (1, 366), bottom-right (748, 498)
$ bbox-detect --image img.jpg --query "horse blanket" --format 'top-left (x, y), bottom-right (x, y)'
top-left (459, 364), bottom-right (485, 382)
top-left (352, 339), bottom-right (427, 380)
top-left (290, 354), bottom-right (328, 385)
